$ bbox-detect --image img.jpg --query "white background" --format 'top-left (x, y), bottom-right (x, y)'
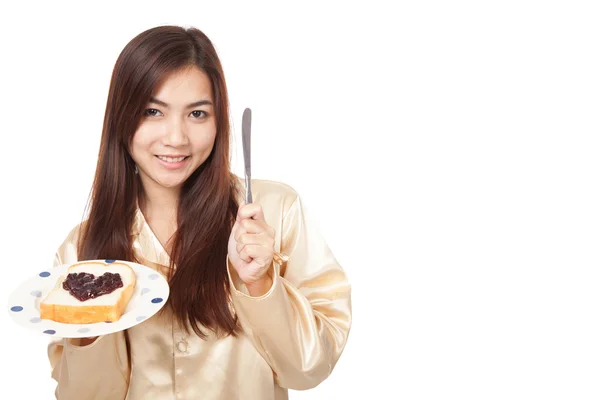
top-left (1, 0), bottom-right (599, 399)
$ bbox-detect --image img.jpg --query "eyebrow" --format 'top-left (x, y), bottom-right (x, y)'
top-left (149, 97), bottom-right (213, 108)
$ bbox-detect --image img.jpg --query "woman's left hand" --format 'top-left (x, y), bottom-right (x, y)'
top-left (227, 202), bottom-right (275, 295)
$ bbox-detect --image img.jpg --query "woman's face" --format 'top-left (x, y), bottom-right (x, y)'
top-left (130, 66), bottom-right (217, 191)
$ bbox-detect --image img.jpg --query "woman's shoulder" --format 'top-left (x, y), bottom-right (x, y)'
top-left (60, 222), bottom-right (83, 246)
top-left (253, 178), bottom-right (298, 199)
top-left (233, 174), bottom-right (300, 213)
top-left (54, 221), bottom-right (86, 264)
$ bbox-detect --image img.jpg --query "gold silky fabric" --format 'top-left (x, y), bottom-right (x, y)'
top-left (47, 178), bottom-right (352, 400)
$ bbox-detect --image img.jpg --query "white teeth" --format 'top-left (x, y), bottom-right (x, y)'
top-left (158, 156), bottom-right (186, 163)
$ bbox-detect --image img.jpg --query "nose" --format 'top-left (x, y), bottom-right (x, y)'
top-left (162, 117), bottom-right (189, 147)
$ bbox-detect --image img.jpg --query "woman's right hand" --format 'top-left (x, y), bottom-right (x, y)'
top-left (68, 337), bottom-right (99, 346)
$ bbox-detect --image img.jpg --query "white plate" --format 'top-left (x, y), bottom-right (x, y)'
top-left (7, 259), bottom-right (170, 338)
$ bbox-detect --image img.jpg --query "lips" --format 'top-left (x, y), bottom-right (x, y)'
top-left (155, 155), bottom-right (188, 163)
top-left (153, 155), bottom-right (190, 170)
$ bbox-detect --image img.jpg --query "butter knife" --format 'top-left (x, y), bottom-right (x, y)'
top-left (242, 108), bottom-right (252, 203)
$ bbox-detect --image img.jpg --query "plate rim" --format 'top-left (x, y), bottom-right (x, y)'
top-left (7, 259), bottom-right (170, 338)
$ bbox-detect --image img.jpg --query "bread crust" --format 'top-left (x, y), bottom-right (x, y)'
top-left (40, 261), bottom-right (136, 324)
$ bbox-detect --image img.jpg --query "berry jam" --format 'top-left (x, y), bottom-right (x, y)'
top-left (62, 272), bottom-right (124, 301)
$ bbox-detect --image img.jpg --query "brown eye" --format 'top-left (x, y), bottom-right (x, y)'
top-left (144, 108), bottom-right (162, 117)
top-left (190, 110), bottom-right (207, 119)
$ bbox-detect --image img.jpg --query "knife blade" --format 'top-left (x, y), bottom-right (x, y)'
top-left (242, 108), bottom-right (252, 204)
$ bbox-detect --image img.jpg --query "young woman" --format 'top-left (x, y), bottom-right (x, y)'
top-left (47, 25), bottom-right (352, 400)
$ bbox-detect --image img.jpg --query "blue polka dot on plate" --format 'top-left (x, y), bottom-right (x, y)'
top-left (105, 259), bottom-right (116, 263)
top-left (148, 274), bottom-right (159, 280)
top-left (30, 290), bottom-right (42, 297)
top-left (43, 330), bottom-right (56, 335)
top-left (141, 288), bottom-right (150, 295)
top-left (78, 328), bottom-right (90, 334)
top-left (151, 298), bottom-right (163, 304)
top-left (10, 306), bottom-right (23, 312)
top-left (39, 271), bottom-right (51, 278)
top-left (136, 316), bottom-right (147, 322)
top-left (30, 317), bottom-right (42, 323)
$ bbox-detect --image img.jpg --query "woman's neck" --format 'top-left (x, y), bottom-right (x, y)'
top-left (139, 181), bottom-right (181, 253)
top-left (139, 180), bottom-right (180, 219)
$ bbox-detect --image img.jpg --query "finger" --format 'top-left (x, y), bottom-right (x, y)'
top-left (232, 221), bottom-right (243, 242)
top-left (239, 218), bottom-right (272, 235)
top-left (237, 203), bottom-right (265, 221)
top-left (238, 247), bottom-right (252, 263)
top-left (235, 219), bottom-right (274, 242)
top-left (236, 233), bottom-right (274, 253)
top-left (235, 233), bottom-right (275, 254)
top-left (236, 202), bottom-right (245, 222)
top-left (233, 221), bottom-right (261, 242)
top-left (239, 244), bottom-right (273, 265)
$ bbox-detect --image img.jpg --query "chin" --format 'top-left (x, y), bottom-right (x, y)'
top-left (159, 182), bottom-right (184, 189)
top-left (157, 178), bottom-right (188, 189)
top-left (149, 172), bottom-right (190, 189)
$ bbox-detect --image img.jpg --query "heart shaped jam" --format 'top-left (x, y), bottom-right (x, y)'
top-left (62, 272), bottom-right (124, 301)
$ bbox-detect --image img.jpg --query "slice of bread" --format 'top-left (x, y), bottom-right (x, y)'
top-left (40, 261), bottom-right (136, 324)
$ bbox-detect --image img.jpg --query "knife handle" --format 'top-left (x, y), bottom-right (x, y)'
top-left (244, 173), bottom-right (252, 203)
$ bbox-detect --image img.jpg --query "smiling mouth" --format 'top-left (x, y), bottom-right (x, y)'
top-left (155, 155), bottom-right (189, 163)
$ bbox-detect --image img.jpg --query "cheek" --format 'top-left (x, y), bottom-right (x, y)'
top-left (192, 129), bottom-right (217, 153)
top-left (130, 127), bottom-right (158, 156)
top-left (129, 137), bottom-right (143, 162)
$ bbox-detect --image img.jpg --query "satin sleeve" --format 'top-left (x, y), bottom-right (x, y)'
top-left (228, 194), bottom-right (352, 390)
top-left (47, 235), bottom-right (130, 400)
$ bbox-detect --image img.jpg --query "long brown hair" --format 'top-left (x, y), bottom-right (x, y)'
top-left (78, 25), bottom-right (241, 338)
